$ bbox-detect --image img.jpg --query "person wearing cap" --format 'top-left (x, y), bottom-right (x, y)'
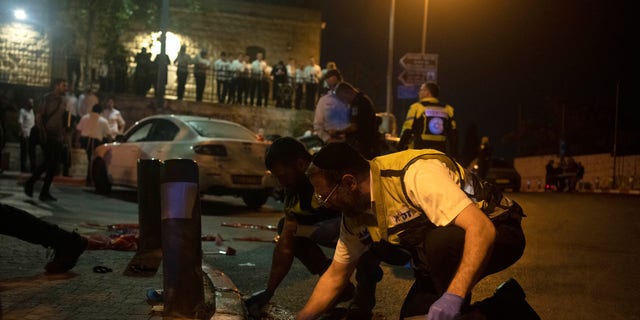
top-left (333, 82), bottom-right (384, 160)
top-left (399, 82), bottom-right (457, 156)
top-left (313, 69), bottom-right (350, 144)
top-left (246, 137), bottom-right (384, 319)
top-left (296, 143), bottom-right (532, 320)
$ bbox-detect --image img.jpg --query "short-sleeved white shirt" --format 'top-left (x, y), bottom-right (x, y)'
top-left (333, 159), bottom-right (473, 264)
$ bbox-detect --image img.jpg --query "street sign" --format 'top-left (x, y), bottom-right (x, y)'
top-left (399, 53), bottom-right (438, 71)
top-left (397, 69), bottom-right (438, 86)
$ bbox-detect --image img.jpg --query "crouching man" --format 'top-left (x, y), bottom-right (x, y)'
top-left (296, 143), bottom-right (537, 320)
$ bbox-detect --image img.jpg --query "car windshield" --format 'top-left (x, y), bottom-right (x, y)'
top-left (186, 120), bottom-right (257, 141)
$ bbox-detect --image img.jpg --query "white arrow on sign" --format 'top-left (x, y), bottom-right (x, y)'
top-left (400, 53), bottom-right (438, 70)
top-left (398, 69), bottom-right (438, 86)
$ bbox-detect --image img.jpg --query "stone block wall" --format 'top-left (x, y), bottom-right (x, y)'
top-left (0, 22), bottom-right (50, 87)
top-left (515, 154), bottom-right (640, 192)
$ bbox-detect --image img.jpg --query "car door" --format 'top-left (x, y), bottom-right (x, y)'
top-left (138, 119), bottom-right (181, 162)
top-left (108, 120), bottom-right (154, 186)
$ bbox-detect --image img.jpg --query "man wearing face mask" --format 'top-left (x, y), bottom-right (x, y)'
top-left (296, 143), bottom-right (538, 320)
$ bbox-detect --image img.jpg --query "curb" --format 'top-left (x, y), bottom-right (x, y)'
top-left (203, 263), bottom-right (247, 320)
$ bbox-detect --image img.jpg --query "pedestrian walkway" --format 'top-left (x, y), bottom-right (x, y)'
top-left (0, 171), bottom-right (247, 320)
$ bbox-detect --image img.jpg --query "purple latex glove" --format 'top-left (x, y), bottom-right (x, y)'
top-left (426, 292), bottom-right (464, 320)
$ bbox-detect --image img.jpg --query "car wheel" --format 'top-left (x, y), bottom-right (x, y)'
top-left (242, 189), bottom-right (271, 209)
top-left (92, 158), bottom-right (112, 195)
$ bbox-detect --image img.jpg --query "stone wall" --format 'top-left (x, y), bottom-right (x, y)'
top-left (515, 153), bottom-right (640, 192)
top-left (0, 0), bottom-right (321, 97)
top-left (0, 22), bottom-right (50, 87)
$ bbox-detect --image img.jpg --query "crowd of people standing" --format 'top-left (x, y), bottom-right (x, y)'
top-left (131, 45), bottom-right (337, 110)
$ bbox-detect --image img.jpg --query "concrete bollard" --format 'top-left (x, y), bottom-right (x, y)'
top-left (161, 159), bottom-right (205, 319)
top-left (124, 158), bottom-right (163, 277)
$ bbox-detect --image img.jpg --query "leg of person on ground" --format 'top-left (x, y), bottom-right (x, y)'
top-left (0, 203), bottom-right (88, 273)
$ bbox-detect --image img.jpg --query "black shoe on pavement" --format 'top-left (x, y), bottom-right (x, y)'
top-left (463, 278), bottom-right (540, 320)
top-left (39, 193), bottom-right (57, 202)
top-left (45, 233), bottom-right (88, 274)
top-left (24, 181), bottom-right (34, 197)
top-left (336, 282), bottom-right (356, 303)
top-left (346, 304), bottom-right (373, 320)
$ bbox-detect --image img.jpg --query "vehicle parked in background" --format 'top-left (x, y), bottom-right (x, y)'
top-left (91, 115), bottom-right (275, 208)
top-left (468, 157), bottom-right (522, 192)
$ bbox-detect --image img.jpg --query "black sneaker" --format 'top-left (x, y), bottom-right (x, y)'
top-left (346, 304), bottom-right (373, 320)
top-left (466, 278), bottom-right (540, 320)
top-left (24, 181), bottom-right (34, 197)
top-left (336, 282), bottom-right (356, 303)
top-left (45, 234), bottom-right (88, 273)
top-left (39, 193), bottom-right (57, 202)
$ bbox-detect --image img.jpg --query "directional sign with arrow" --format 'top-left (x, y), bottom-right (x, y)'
top-left (400, 53), bottom-right (438, 70)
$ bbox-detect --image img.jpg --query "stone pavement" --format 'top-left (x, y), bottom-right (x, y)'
top-left (0, 171), bottom-right (247, 320)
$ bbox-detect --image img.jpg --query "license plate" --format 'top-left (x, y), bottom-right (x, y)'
top-left (496, 179), bottom-right (510, 184)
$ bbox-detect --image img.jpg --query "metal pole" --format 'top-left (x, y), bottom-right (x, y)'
top-left (161, 159), bottom-right (204, 318)
top-left (385, 0), bottom-right (396, 128)
top-left (612, 82), bottom-right (620, 188)
top-left (421, 0), bottom-right (429, 54)
top-left (155, 0), bottom-right (169, 110)
top-left (124, 159), bottom-right (163, 277)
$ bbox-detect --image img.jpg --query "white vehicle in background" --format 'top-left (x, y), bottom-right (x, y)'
top-left (91, 115), bottom-right (275, 208)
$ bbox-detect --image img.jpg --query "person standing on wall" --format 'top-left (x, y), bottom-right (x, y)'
top-left (174, 44), bottom-right (191, 101)
top-left (193, 49), bottom-right (211, 102)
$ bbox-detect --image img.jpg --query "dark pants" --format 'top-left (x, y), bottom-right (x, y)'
top-left (19, 136), bottom-right (36, 172)
top-left (228, 77), bottom-right (240, 103)
top-left (216, 79), bottom-right (228, 103)
top-left (194, 73), bottom-right (206, 102)
top-left (176, 70), bottom-right (188, 100)
top-left (26, 140), bottom-right (63, 196)
top-left (249, 78), bottom-right (265, 106)
top-left (0, 203), bottom-right (69, 248)
top-left (294, 83), bottom-right (303, 109)
top-left (238, 77), bottom-right (250, 104)
top-left (83, 137), bottom-right (103, 184)
top-left (397, 210), bottom-right (526, 319)
top-left (304, 83), bottom-right (318, 110)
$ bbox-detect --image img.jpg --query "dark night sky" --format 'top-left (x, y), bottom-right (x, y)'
top-left (320, 0), bottom-right (632, 159)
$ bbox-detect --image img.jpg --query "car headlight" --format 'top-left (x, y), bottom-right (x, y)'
top-left (193, 145), bottom-right (227, 156)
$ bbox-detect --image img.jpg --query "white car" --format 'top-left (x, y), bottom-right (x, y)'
top-left (91, 115), bottom-right (275, 208)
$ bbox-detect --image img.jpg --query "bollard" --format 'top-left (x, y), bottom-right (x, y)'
top-left (124, 158), bottom-right (163, 277)
top-left (161, 159), bottom-right (205, 319)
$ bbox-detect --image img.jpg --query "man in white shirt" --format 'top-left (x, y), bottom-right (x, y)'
top-left (313, 69), bottom-right (350, 143)
top-left (303, 57), bottom-right (322, 110)
top-left (297, 143), bottom-right (532, 320)
top-left (101, 97), bottom-right (126, 140)
top-left (228, 53), bottom-right (244, 104)
top-left (76, 103), bottom-right (111, 185)
top-left (193, 49), bottom-right (211, 102)
top-left (18, 98), bottom-right (36, 172)
top-left (250, 53), bottom-right (268, 107)
top-left (76, 86), bottom-right (98, 117)
top-left (214, 52), bottom-right (230, 103)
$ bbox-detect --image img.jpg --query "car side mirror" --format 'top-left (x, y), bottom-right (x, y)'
top-left (115, 134), bottom-right (125, 142)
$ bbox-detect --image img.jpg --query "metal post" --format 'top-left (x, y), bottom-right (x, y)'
top-left (161, 159), bottom-right (205, 318)
top-left (155, 0), bottom-right (169, 110)
top-left (124, 159), bottom-right (163, 277)
top-left (421, 0), bottom-right (429, 54)
top-left (384, 0), bottom-right (396, 132)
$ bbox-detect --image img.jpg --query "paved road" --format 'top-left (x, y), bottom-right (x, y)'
top-left (1, 173), bottom-right (640, 319)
